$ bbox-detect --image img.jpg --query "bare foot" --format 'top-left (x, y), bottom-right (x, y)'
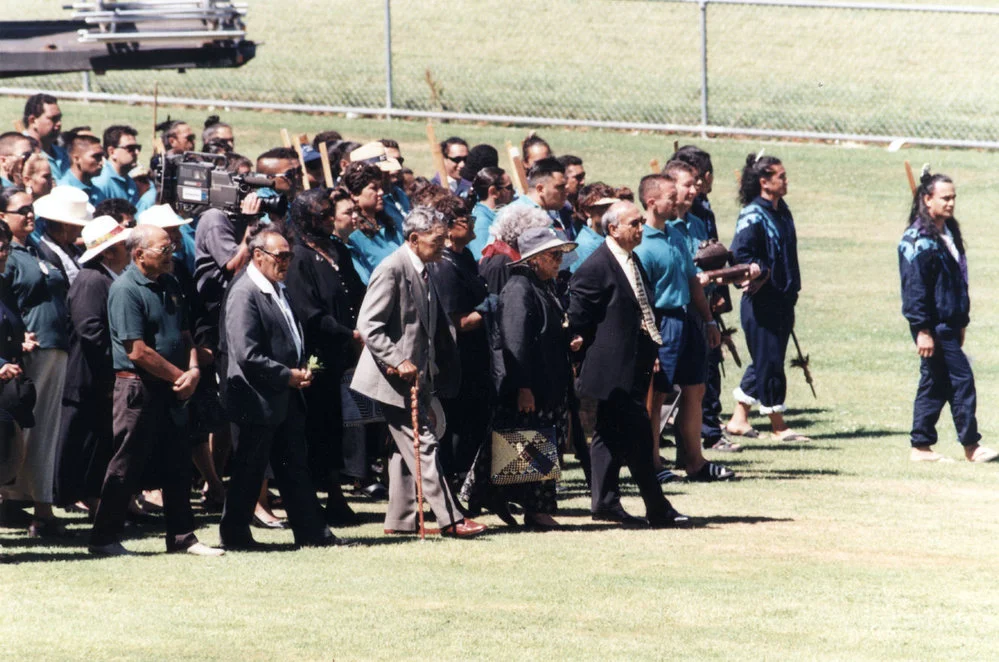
top-left (773, 429), bottom-right (811, 442)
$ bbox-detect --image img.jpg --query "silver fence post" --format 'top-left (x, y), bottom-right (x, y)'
top-left (699, 0), bottom-right (708, 137)
top-left (384, 0), bottom-right (393, 114)
top-left (82, 71), bottom-right (91, 100)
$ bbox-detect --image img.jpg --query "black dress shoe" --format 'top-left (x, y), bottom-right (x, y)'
top-left (591, 509), bottom-right (650, 528)
top-left (300, 534), bottom-right (360, 548)
top-left (252, 515), bottom-right (289, 529)
top-left (221, 538), bottom-right (265, 552)
top-left (487, 496), bottom-right (518, 527)
top-left (325, 504), bottom-right (361, 528)
top-left (648, 508), bottom-right (692, 529)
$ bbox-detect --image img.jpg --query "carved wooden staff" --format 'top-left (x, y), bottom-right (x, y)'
top-left (410, 373), bottom-right (426, 541)
top-left (504, 140), bottom-right (528, 194)
top-left (426, 121), bottom-right (450, 189)
top-left (904, 161), bottom-right (916, 196)
top-left (318, 141), bottom-right (334, 188)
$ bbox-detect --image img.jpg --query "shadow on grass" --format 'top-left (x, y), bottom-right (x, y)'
top-left (3, 550), bottom-right (136, 563)
top-left (739, 468), bottom-right (843, 481)
top-left (808, 429), bottom-right (900, 440)
top-left (747, 443), bottom-right (842, 452)
top-left (697, 515), bottom-right (795, 527)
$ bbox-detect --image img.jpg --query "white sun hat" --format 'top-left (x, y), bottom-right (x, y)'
top-left (79, 215), bottom-right (132, 264)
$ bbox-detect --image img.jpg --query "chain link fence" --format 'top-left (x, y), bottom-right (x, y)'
top-left (2, 0), bottom-right (998, 147)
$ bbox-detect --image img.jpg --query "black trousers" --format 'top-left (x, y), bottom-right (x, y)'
top-left (220, 394), bottom-right (330, 546)
top-left (90, 377), bottom-right (197, 551)
top-left (589, 338), bottom-right (670, 521)
top-left (701, 345), bottom-right (724, 443)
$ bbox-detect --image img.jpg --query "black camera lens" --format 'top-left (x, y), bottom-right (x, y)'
top-left (258, 194), bottom-right (288, 218)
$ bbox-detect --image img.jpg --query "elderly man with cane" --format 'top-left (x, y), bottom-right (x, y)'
top-left (351, 206), bottom-right (487, 538)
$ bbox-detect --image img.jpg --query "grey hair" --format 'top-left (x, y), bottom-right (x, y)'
top-left (489, 205), bottom-right (550, 249)
top-left (601, 205), bottom-right (628, 235)
top-left (247, 223), bottom-right (286, 253)
top-left (125, 224), bottom-right (162, 255)
top-left (402, 205), bottom-right (447, 238)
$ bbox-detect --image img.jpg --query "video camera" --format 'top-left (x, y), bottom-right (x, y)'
top-left (152, 151), bottom-right (288, 218)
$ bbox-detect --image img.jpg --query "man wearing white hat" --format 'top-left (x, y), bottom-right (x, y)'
top-left (32, 185), bottom-right (94, 285)
top-left (55, 216), bottom-right (131, 509)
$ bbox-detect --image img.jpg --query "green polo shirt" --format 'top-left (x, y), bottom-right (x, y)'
top-left (108, 263), bottom-right (189, 372)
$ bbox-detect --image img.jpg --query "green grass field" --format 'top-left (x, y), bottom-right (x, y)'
top-left (4, 0), bottom-right (999, 141)
top-left (1, 95), bottom-right (999, 660)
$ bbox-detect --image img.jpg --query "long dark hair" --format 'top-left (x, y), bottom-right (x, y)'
top-left (908, 171), bottom-right (964, 255)
top-left (738, 152), bottom-right (782, 206)
top-left (287, 187), bottom-right (335, 256)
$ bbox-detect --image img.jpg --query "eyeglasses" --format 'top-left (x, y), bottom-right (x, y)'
top-left (180, 134), bottom-right (196, 143)
top-left (497, 184), bottom-right (514, 191)
top-left (3, 205), bottom-right (34, 216)
top-left (570, 172), bottom-right (586, 182)
top-left (446, 154), bottom-right (467, 164)
top-left (449, 216), bottom-right (471, 227)
top-left (117, 144), bottom-right (142, 153)
top-left (275, 167), bottom-right (301, 181)
top-left (258, 248), bottom-right (293, 263)
top-left (147, 243), bottom-right (177, 255)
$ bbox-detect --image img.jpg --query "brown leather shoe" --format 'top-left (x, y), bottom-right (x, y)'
top-left (439, 519), bottom-right (487, 538)
top-left (383, 527), bottom-right (441, 536)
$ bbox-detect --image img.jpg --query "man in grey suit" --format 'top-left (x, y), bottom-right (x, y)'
top-left (351, 206), bottom-right (486, 538)
top-left (219, 225), bottom-right (350, 549)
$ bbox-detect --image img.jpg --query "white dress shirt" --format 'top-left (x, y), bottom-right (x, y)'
top-left (246, 262), bottom-right (303, 360)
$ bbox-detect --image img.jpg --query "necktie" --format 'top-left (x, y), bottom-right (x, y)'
top-left (630, 256), bottom-right (663, 345)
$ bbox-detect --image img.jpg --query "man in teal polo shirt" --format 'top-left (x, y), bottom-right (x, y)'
top-left (58, 134), bottom-right (106, 207)
top-left (89, 224), bottom-right (222, 557)
top-left (93, 125), bottom-right (140, 205)
top-left (22, 93), bottom-right (71, 181)
top-left (665, 159), bottom-right (709, 261)
top-left (634, 173), bottom-right (732, 484)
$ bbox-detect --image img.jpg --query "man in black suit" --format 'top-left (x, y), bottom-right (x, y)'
top-left (55, 215), bottom-right (131, 508)
top-left (219, 225), bottom-right (350, 549)
top-left (568, 201), bottom-right (688, 528)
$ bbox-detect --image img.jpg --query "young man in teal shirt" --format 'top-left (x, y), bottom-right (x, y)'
top-left (93, 125), bottom-right (141, 205)
top-left (634, 173), bottom-right (732, 484)
top-left (58, 134), bottom-right (106, 207)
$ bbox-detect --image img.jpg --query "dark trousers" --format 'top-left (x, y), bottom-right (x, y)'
top-left (55, 390), bottom-right (113, 505)
top-left (90, 377), bottom-right (197, 551)
top-left (738, 294), bottom-right (795, 409)
top-left (701, 345), bottom-right (724, 442)
top-left (911, 323), bottom-right (980, 447)
top-left (439, 387), bottom-right (491, 484)
top-left (589, 339), bottom-right (670, 521)
top-left (221, 394), bottom-right (330, 546)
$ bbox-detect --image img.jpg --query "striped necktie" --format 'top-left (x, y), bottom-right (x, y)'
top-left (630, 257), bottom-right (663, 345)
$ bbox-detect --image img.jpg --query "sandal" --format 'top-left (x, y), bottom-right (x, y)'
top-left (968, 446), bottom-right (999, 463)
top-left (910, 449), bottom-right (954, 463)
top-left (705, 437), bottom-right (743, 453)
top-left (687, 462), bottom-right (736, 482)
top-left (656, 467), bottom-right (682, 484)
top-left (774, 430), bottom-right (811, 442)
top-left (724, 425), bottom-right (759, 439)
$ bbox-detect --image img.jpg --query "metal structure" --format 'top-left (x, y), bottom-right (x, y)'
top-left (0, 0), bottom-right (254, 77)
top-left (1, 0), bottom-right (997, 148)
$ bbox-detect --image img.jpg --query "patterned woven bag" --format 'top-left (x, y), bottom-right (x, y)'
top-left (489, 427), bottom-right (561, 486)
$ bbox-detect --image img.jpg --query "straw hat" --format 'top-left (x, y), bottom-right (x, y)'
top-left (350, 141), bottom-right (402, 173)
top-left (79, 215), bottom-right (131, 264)
top-left (136, 204), bottom-right (192, 228)
top-left (32, 186), bottom-right (94, 226)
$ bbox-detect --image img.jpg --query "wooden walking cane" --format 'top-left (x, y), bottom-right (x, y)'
top-left (410, 374), bottom-right (427, 541)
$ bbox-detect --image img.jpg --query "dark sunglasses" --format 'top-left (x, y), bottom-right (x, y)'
top-left (446, 154), bottom-right (467, 164)
top-left (180, 134), bottom-right (196, 143)
top-left (496, 183), bottom-right (514, 191)
top-left (275, 167), bottom-right (301, 181)
top-left (4, 205), bottom-right (34, 216)
top-left (117, 144), bottom-right (142, 153)
top-left (259, 248), bottom-right (293, 263)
